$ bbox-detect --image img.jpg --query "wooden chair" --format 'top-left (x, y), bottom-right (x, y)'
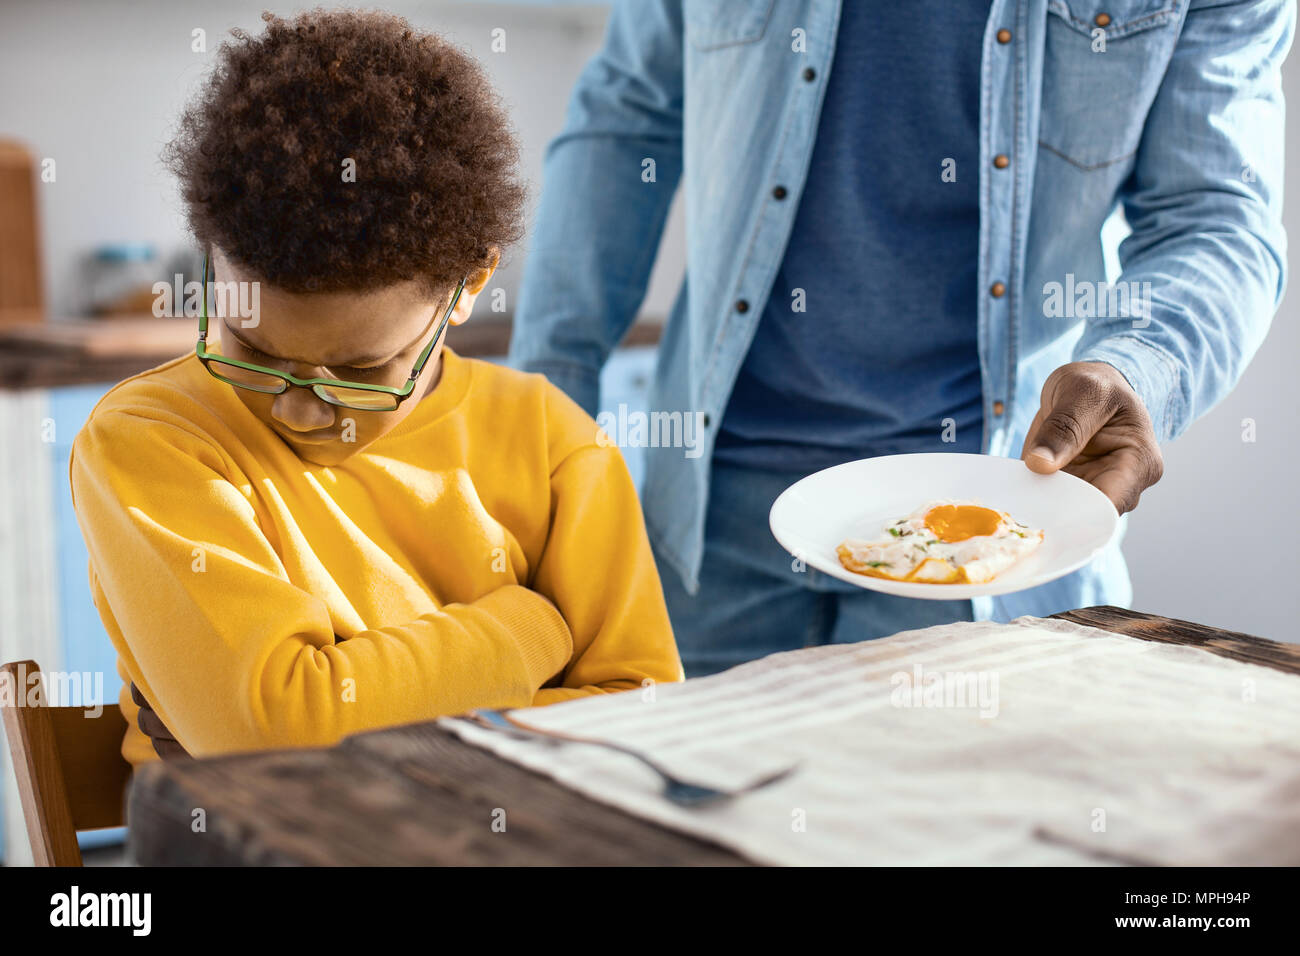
top-left (0, 659), bottom-right (131, 866)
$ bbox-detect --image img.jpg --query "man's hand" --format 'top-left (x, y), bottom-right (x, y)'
top-left (129, 683), bottom-right (190, 760)
top-left (1022, 361), bottom-right (1164, 515)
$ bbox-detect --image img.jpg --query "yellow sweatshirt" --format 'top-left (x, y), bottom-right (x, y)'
top-left (69, 347), bottom-right (683, 767)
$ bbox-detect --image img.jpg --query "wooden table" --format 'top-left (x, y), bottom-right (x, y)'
top-left (126, 606), bottom-right (1300, 866)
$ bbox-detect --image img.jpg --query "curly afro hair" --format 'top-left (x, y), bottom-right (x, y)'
top-left (165, 8), bottom-right (526, 299)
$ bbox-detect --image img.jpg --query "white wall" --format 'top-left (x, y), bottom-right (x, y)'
top-left (0, 0), bottom-right (1292, 640)
top-left (0, 1), bottom-right (687, 317)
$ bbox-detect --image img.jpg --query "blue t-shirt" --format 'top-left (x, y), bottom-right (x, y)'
top-left (715, 2), bottom-right (991, 471)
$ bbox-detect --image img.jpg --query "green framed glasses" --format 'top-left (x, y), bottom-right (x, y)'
top-left (196, 254), bottom-right (466, 412)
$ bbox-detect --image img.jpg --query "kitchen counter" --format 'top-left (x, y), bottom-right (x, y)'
top-left (0, 315), bottom-right (663, 389)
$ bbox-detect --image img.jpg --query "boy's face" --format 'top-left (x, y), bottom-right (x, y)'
top-left (209, 248), bottom-right (490, 466)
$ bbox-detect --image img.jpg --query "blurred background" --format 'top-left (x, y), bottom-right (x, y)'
top-left (0, 0), bottom-right (1295, 863)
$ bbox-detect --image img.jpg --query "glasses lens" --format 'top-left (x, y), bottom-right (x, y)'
top-left (206, 359), bottom-right (287, 394)
top-left (313, 383), bottom-right (400, 411)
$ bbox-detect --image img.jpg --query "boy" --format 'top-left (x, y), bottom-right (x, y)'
top-left (70, 9), bottom-right (682, 766)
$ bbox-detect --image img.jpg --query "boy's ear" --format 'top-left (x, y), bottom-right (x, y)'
top-left (465, 248), bottom-right (499, 296)
top-left (448, 249), bottom-right (499, 326)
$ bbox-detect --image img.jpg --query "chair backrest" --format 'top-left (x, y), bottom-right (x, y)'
top-left (0, 659), bottom-right (131, 866)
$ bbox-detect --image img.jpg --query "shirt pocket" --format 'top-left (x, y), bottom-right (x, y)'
top-left (1039, 0), bottom-right (1182, 170)
top-left (683, 0), bottom-right (776, 51)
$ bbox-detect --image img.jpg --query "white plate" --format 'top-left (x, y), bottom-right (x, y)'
top-left (768, 453), bottom-right (1119, 599)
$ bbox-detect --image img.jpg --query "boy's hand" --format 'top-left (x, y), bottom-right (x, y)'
top-left (1021, 361), bottom-right (1164, 516)
top-left (129, 683), bottom-right (191, 760)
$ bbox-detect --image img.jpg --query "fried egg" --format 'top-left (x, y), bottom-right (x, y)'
top-left (836, 500), bottom-right (1043, 584)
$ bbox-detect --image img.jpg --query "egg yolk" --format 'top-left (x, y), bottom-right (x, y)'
top-left (924, 504), bottom-right (1002, 543)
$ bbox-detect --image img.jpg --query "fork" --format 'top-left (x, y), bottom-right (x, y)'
top-left (467, 708), bottom-right (798, 807)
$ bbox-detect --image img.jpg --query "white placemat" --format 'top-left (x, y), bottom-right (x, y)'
top-left (442, 616), bottom-right (1300, 866)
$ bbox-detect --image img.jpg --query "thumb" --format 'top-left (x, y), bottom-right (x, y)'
top-left (1023, 375), bottom-right (1112, 472)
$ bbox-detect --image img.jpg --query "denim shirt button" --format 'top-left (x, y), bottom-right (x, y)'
top-left (1094, 12), bottom-right (1112, 27)
top-left (993, 401), bottom-right (1005, 416)
top-left (990, 281), bottom-right (1006, 298)
top-left (772, 185), bottom-right (788, 200)
top-left (996, 28), bottom-right (1012, 43)
top-left (802, 67), bottom-right (816, 82)
top-left (735, 299), bottom-right (750, 313)
top-left (994, 154), bottom-right (1010, 169)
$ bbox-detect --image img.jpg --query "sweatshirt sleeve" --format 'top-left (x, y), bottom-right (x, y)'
top-left (527, 423), bottom-right (685, 706)
top-left (70, 410), bottom-right (573, 758)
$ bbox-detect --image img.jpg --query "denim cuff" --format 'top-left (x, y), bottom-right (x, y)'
top-left (1076, 334), bottom-right (1185, 443)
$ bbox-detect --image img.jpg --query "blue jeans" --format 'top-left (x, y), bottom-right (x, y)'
top-left (654, 460), bottom-right (974, 678)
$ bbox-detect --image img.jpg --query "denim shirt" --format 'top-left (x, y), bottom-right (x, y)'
top-left (510, 0), bottom-right (1291, 622)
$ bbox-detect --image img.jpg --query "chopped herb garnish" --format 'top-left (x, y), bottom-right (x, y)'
top-left (866, 561), bottom-right (893, 568)
top-left (1011, 530), bottom-right (1026, 538)
top-left (888, 527), bottom-right (902, 537)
